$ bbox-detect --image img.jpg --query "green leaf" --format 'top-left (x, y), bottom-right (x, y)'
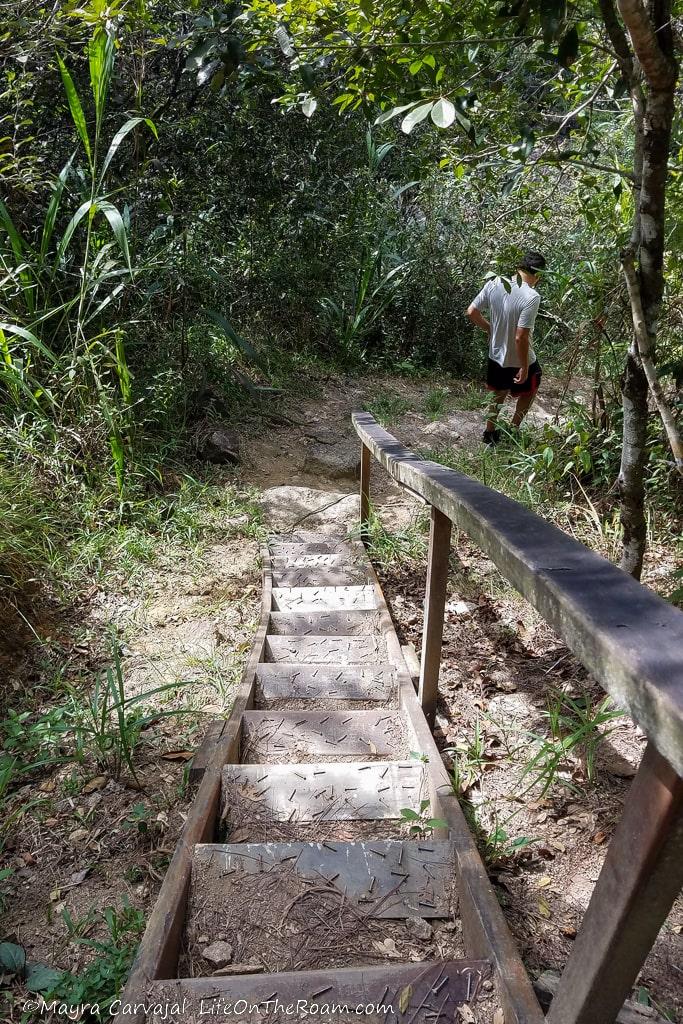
top-left (97, 200), bottom-right (132, 273)
top-left (0, 942), bottom-right (26, 974)
top-left (40, 152), bottom-right (75, 259)
top-left (25, 964), bottom-right (65, 993)
top-left (55, 198), bottom-right (93, 262)
top-left (401, 101), bottom-right (434, 135)
top-left (0, 197), bottom-right (25, 261)
top-left (454, 108), bottom-right (474, 139)
top-left (374, 102), bottom-right (421, 126)
top-left (88, 29), bottom-right (114, 124)
top-left (100, 117), bottom-right (158, 184)
top-left (0, 323), bottom-right (57, 362)
top-left (204, 308), bottom-right (258, 360)
top-left (399, 808), bottom-right (421, 821)
top-left (430, 97), bottom-right (456, 128)
top-left (186, 38), bottom-right (215, 70)
top-left (57, 55), bottom-right (91, 164)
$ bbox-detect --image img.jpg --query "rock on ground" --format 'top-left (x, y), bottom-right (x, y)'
top-left (193, 423), bottom-right (240, 464)
top-left (303, 440), bottom-right (360, 481)
top-left (202, 941), bottom-right (233, 967)
top-left (260, 485), bottom-right (359, 534)
top-left (405, 915), bottom-right (433, 942)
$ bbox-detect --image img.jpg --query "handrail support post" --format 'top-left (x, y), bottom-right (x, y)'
top-left (419, 506), bottom-right (452, 729)
top-left (360, 442), bottom-right (371, 544)
top-left (546, 742), bottom-right (683, 1024)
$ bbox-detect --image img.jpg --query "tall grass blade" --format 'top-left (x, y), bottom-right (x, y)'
top-left (97, 201), bottom-right (132, 273)
top-left (57, 55), bottom-right (92, 165)
top-left (204, 308), bottom-right (258, 360)
top-left (0, 323), bottom-right (57, 362)
top-left (88, 30), bottom-right (115, 131)
top-left (40, 153), bottom-right (75, 259)
top-left (99, 117), bottom-right (157, 185)
top-left (55, 199), bottom-right (94, 263)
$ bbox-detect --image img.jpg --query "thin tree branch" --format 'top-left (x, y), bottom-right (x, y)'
top-left (554, 61), bottom-right (617, 139)
top-left (598, 0), bottom-right (636, 83)
top-left (536, 150), bottom-right (637, 181)
top-left (616, 0), bottom-right (677, 87)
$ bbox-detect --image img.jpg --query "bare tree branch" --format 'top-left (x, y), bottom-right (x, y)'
top-left (598, 0), bottom-right (636, 82)
top-left (616, 0), bottom-right (677, 87)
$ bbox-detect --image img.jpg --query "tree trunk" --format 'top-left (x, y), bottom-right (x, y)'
top-left (618, 344), bottom-right (649, 577)
top-left (612, 0), bottom-right (678, 578)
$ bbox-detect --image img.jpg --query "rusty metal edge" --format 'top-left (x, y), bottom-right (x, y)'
top-left (118, 544), bottom-right (273, 1019)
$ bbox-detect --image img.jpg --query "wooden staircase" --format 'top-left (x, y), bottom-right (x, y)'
top-left (120, 411), bottom-right (683, 1024)
top-left (122, 530), bottom-right (544, 1023)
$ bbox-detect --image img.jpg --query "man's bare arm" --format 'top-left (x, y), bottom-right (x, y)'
top-left (467, 304), bottom-right (490, 333)
top-left (514, 327), bottom-right (530, 383)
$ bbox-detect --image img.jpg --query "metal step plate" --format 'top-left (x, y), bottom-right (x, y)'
top-left (149, 961), bottom-right (492, 1023)
top-left (192, 840), bottom-right (455, 918)
top-left (271, 552), bottom-right (354, 569)
top-left (272, 585), bottom-right (377, 612)
top-left (221, 761), bottom-right (426, 822)
top-left (272, 567), bottom-right (373, 588)
top-left (255, 664), bottom-right (394, 702)
top-left (241, 710), bottom-right (406, 761)
top-left (267, 610), bottom-right (382, 636)
top-left (264, 635), bottom-right (388, 665)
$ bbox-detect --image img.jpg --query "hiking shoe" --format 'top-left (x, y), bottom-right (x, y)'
top-left (482, 429), bottom-right (501, 445)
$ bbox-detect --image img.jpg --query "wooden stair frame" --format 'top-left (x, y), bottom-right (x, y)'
top-left (120, 540), bottom-right (544, 1024)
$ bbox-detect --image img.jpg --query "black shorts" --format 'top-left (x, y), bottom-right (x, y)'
top-left (486, 358), bottom-right (542, 396)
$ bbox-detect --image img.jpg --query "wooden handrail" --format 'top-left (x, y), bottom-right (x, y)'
top-left (352, 410), bottom-right (683, 775)
top-left (354, 410), bottom-right (683, 1024)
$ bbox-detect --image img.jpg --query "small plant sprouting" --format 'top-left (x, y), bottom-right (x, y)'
top-left (483, 825), bottom-right (539, 867)
top-left (447, 718), bottom-right (493, 797)
top-left (400, 799), bottom-right (448, 838)
top-left (520, 689), bottom-right (623, 796)
top-left (423, 386), bottom-right (451, 421)
top-left (124, 802), bottom-right (152, 835)
top-left (48, 902), bottom-right (145, 1011)
top-left (67, 640), bottom-right (191, 782)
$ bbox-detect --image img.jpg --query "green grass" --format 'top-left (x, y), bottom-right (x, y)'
top-left (355, 506), bottom-right (429, 566)
top-left (423, 386), bottom-right (451, 421)
top-left (0, 455), bottom-right (264, 601)
top-left (520, 690), bottom-right (624, 796)
top-left (47, 903), bottom-right (145, 1012)
top-left (365, 391), bottom-right (412, 426)
top-left (450, 386), bottom-right (489, 412)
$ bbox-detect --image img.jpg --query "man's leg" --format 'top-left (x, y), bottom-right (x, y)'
top-left (512, 389), bottom-right (536, 426)
top-left (486, 390), bottom-right (508, 433)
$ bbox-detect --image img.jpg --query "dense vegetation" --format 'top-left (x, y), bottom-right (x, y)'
top-left (1, 0), bottom-right (681, 613)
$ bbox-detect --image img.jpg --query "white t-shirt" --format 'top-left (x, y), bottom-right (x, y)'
top-left (471, 276), bottom-right (541, 368)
